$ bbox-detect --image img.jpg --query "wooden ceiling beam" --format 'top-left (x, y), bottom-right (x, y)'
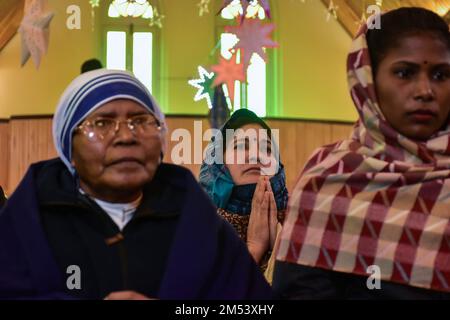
top-left (0, 0), bottom-right (25, 52)
top-left (321, 0), bottom-right (450, 38)
top-left (321, 0), bottom-right (361, 38)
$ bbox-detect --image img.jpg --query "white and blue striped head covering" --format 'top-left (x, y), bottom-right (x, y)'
top-left (53, 69), bottom-right (167, 175)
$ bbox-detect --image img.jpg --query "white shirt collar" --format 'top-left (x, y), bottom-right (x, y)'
top-left (79, 188), bottom-right (143, 231)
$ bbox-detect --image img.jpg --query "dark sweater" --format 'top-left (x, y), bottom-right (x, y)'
top-left (273, 261), bottom-right (450, 300)
top-left (0, 158), bottom-right (273, 299)
top-left (36, 159), bottom-right (182, 299)
top-left (0, 186), bottom-right (5, 209)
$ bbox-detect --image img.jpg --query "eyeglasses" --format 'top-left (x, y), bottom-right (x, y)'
top-left (76, 114), bottom-right (162, 141)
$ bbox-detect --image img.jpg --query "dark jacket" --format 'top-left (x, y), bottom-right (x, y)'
top-left (273, 261), bottom-right (450, 300)
top-left (0, 186), bottom-right (5, 209)
top-left (0, 158), bottom-right (272, 300)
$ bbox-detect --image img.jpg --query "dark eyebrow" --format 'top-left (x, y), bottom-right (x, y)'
top-left (92, 111), bottom-right (117, 118)
top-left (431, 63), bottom-right (450, 69)
top-left (91, 111), bottom-right (149, 118)
top-left (128, 111), bottom-right (150, 117)
top-left (392, 61), bottom-right (450, 69)
top-left (233, 137), bottom-right (272, 145)
top-left (391, 61), bottom-right (420, 68)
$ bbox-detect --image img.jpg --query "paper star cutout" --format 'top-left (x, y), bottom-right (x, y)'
top-left (211, 54), bottom-right (245, 104)
top-left (225, 19), bottom-right (278, 70)
top-left (19, 0), bottom-right (54, 69)
top-left (188, 66), bottom-right (216, 109)
top-left (197, 0), bottom-right (210, 17)
top-left (149, 7), bottom-right (165, 28)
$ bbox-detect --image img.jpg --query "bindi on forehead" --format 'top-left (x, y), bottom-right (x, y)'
top-left (423, 61), bottom-right (428, 65)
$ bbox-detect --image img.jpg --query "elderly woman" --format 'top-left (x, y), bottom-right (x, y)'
top-left (200, 109), bottom-right (288, 281)
top-left (0, 70), bottom-right (272, 300)
top-left (274, 7), bottom-right (450, 299)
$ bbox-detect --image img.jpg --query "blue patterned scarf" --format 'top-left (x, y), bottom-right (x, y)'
top-left (199, 109), bottom-right (288, 215)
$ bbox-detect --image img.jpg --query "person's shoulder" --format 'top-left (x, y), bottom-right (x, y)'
top-left (313, 141), bottom-right (342, 155)
top-left (158, 162), bottom-right (193, 174)
top-left (7, 158), bottom-right (65, 192)
top-left (157, 163), bottom-right (198, 186)
top-left (29, 158), bottom-right (66, 175)
top-left (301, 143), bottom-right (339, 171)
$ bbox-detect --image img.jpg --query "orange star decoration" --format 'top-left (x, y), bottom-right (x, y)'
top-left (225, 19), bottom-right (278, 71)
top-left (211, 54), bottom-right (245, 104)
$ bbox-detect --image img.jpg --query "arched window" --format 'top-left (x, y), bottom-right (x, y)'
top-left (101, 0), bottom-right (159, 95)
top-left (216, 0), bottom-right (277, 117)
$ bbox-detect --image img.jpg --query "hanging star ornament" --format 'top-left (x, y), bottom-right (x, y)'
top-left (149, 7), bottom-right (165, 28)
top-left (188, 66), bottom-right (216, 109)
top-left (225, 19), bottom-right (278, 71)
top-left (326, 0), bottom-right (339, 22)
top-left (356, 10), bottom-right (367, 28)
top-left (89, 0), bottom-right (100, 8)
top-left (211, 54), bottom-right (245, 104)
top-left (19, 0), bottom-right (55, 69)
top-left (89, 0), bottom-right (100, 31)
top-left (197, 0), bottom-right (210, 17)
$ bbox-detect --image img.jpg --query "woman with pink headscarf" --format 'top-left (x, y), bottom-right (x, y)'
top-left (274, 7), bottom-right (450, 299)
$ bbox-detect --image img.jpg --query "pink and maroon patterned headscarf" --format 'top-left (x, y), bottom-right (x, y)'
top-left (277, 23), bottom-right (450, 292)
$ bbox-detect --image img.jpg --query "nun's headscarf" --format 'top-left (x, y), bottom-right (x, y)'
top-left (53, 69), bottom-right (167, 175)
top-left (199, 109), bottom-right (289, 215)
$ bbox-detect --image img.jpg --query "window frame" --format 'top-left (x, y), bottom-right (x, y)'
top-left (99, 1), bottom-right (161, 100)
top-left (214, 0), bottom-right (280, 117)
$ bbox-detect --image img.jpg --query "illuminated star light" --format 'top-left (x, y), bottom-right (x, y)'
top-left (197, 0), bottom-right (210, 16)
top-left (149, 7), bottom-right (165, 28)
top-left (211, 54), bottom-right (245, 104)
top-left (188, 66), bottom-right (216, 109)
top-left (89, 0), bottom-right (100, 8)
top-left (326, 0), bottom-right (339, 22)
top-left (225, 19), bottom-right (278, 71)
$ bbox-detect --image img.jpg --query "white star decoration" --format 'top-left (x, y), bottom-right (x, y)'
top-left (89, 0), bottom-right (100, 8)
top-left (188, 66), bottom-right (216, 109)
top-left (197, 0), bottom-right (210, 17)
top-left (149, 7), bottom-right (165, 29)
top-left (19, 0), bottom-right (54, 69)
top-left (326, 0), bottom-right (339, 22)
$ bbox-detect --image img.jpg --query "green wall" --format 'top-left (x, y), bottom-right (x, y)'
top-left (0, 0), bottom-right (357, 122)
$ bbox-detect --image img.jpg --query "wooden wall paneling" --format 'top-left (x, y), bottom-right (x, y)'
top-left (3, 116), bottom-right (354, 195)
top-left (267, 120), bottom-right (299, 191)
top-left (331, 123), bottom-right (354, 142)
top-left (8, 118), bottom-right (56, 193)
top-left (163, 117), bottom-right (210, 179)
top-left (0, 121), bottom-right (10, 195)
